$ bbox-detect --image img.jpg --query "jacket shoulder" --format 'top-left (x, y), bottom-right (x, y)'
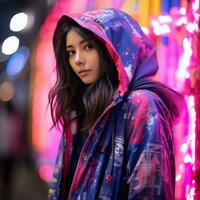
top-left (123, 89), bottom-right (161, 111)
top-left (121, 89), bottom-right (171, 130)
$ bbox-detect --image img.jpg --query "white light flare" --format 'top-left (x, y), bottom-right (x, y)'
top-left (2, 36), bottom-right (19, 55)
top-left (192, 0), bottom-right (200, 12)
top-left (176, 174), bottom-right (182, 182)
top-left (158, 15), bottom-right (172, 23)
top-left (10, 12), bottom-right (28, 32)
top-left (141, 27), bottom-right (150, 35)
top-left (179, 7), bottom-right (186, 15)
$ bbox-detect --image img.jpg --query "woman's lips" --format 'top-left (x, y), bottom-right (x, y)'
top-left (78, 69), bottom-right (91, 76)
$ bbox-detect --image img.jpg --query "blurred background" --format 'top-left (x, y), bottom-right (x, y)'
top-left (0, 0), bottom-right (199, 200)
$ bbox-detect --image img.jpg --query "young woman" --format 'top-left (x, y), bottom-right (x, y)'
top-left (48, 8), bottom-right (183, 200)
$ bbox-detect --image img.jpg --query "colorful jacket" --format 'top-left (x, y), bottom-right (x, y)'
top-left (49, 8), bottom-right (183, 200)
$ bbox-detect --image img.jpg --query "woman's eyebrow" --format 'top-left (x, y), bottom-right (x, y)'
top-left (66, 45), bottom-right (73, 49)
top-left (66, 40), bottom-right (87, 49)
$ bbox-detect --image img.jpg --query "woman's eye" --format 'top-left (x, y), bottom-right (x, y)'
top-left (84, 44), bottom-right (92, 50)
top-left (67, 50), bottom-right (75, 56)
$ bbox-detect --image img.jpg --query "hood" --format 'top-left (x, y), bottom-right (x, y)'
top-left (54, 8), bottom-right (184, 121)
top-left (53, 8), bottom-right (158, 96)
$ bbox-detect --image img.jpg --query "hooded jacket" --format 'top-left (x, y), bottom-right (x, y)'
top-left (48, 8), bottom-right (183, 200)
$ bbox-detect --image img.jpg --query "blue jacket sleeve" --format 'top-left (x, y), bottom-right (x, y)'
top-left (48, 135), bottom-right (65, 200)
top-left (125, 90), bottom-right (175, 200)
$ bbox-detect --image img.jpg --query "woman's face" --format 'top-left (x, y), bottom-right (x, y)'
top-left (66, 29), bottom-right (101, 85)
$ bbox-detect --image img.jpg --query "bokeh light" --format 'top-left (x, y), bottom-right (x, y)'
top-left (10, 12), bottom-right (28, 32)
top-left (2, 36), bottom-right (19, 55)
top-left (6, 46), bottom-right (30, 78)
top-left (0, 81), bottom-right (15, 102)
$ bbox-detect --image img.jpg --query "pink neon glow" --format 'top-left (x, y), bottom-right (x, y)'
top-left (39, 164), bottom-right (54, 182)
top-left (186, 184), bottom-right (195, 200)
top-left (180, 143), bottom-right (187, 153)
top-left (179, 7), bottom-right (186, 15)
top-left (173, 10), bottom-right (196, 194)
top-left (151, 16), bottom-right (171, 36)
top-left (187, 96), bottom-right (196, 165)
top-left (158, 15), bottom-right (172, 23)
top-left (176, 37), bottom-right (192, 90)
top-left (153, 27), bottom-right (161, 35)
top-left (177, 58), bottom-right (189, 84)
top-left (192, 0), bottom-right (200, 11)
top-left (176, 16), bottom-right (188, 26)
top-left (194, 13), bottom-right (200, 21)
top-left (184, 154), bottom-right (193, 164)
top-left (190, 187), bottom-right (195, 197)
top-left (184, 72), bottom-right (190, 79)
top-left (151, 19), bottom-right (159, 27)
top-left (153, 25), bottom-right (170, 35)
top-left (176, 174), bottom-right (182, 182)
top-left (182, 95), bottom-right (196, 199)
top-left (186, 23), bottom-right (197, 33)
top-left (178, 164), bottom-right (184, 170)
top-left (141, 27), bottom-right (149, 35)
top-left (183, 38), bottom-right (192, 55)
top-left (160, 24), bottom-right (171, 34)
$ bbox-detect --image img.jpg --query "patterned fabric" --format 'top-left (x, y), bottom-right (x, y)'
top-left (49, 8), bottom-right (178, 200)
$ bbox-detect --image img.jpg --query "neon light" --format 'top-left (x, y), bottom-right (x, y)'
top-left (192, 0), bottom-right (200, 12)
top-left (186, 22), bottom-right (198, 33)
top-left (39, 164), bottom-right (54, 182)
top-left (158, 15), bottom-right (172, 23)
top-left (10, 12), bottom-right (28, 32)
top-left (176, 16), bottom-right (187, 26)
top-left (179, 7), bottom-right (186, 15)
top-left (141, 27), bottom-right (149, 35)
top-left (181, 143), bottom-right (188, 153)
top-left (176, 174), bottom-right (182, 182)
top-left (151, 19), bottom-right (159, 27)
top-left (184, 154), bottom-right (193, 164)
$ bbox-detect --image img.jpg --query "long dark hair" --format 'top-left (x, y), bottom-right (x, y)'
top-left (49, 19), bottom-right (119, 131)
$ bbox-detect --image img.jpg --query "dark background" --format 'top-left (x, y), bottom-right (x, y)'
top-left (0, 1), bottom-right (55, 199)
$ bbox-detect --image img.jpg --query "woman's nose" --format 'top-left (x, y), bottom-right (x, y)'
top-left (75, 51), bottom-right (85, 66)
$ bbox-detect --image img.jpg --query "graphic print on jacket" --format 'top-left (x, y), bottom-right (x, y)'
top-left (48, 8), bottom-right (182, 200)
